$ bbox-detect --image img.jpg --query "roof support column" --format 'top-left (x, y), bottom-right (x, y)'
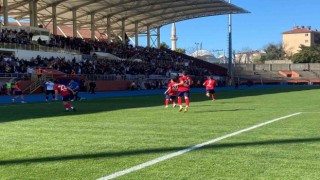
top-left (106, 16), bottom-right (111, 43)
top-left (33, 0), bottom-right (38, 27)
top-left (3, 0), bottom-right (9, 26)
top-left (121, 19), bottom-right (126, 44)
top-left (134, 21), bottom-right (138, 47)
top-left (91, 13), bottom-right (95, 40)
top-left (29, 0), bottom-right (34, 27)
top-left (157, 27), bottom-right (161, 48)
top-left (147, 25), bottom-right (150, 47)
top-left (72, 8), bottom-right (77, 37)
top-left (52, 3), bottom-right (57, 35)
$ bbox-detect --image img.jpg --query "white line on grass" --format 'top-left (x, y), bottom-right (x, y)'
top-left (97, 112), bottom-right (302, 180)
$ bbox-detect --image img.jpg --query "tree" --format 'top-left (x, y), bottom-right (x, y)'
top-left (160, 42), bottom-right (169, 49)
top-left (261, 43), bottom-right (284, 61)
top-left (175, 48), bottom-right (186, 54)
top-left (292, 44), bottom-right (320, 63)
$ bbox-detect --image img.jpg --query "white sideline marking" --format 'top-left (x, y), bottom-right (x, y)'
top-left (97, 112), bottom-right (302, 180)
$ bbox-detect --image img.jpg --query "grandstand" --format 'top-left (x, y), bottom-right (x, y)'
top-left (0, 0), bottom-right (249, 93)
top-left (234, 63), bottom-right (320, 85)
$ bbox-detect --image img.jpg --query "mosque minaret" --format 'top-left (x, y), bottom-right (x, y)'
top-left (171, 23), bottom-right (177, 50)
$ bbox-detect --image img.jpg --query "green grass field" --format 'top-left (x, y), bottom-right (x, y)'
top-left (1, 86), bottom-right (320, 180)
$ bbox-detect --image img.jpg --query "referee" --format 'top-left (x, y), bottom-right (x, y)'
top-left (45, 79), bottom-right (55, 102)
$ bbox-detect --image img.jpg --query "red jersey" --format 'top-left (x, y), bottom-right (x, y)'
top-left (203, 79), bottom-right (217, 90)
top-left (168, 82), bottom-right (178, 96)
top-left (178, 76), bottom-right (193, 91)
top-left (14, 82), bottom-right (22, 91)
top-left (54, 84), bottom-right (70, 96)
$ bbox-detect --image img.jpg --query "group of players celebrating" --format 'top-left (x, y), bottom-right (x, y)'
top-left (164, 71), bottom-right (217, 112)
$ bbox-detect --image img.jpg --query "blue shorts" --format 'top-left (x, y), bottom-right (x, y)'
top-left (14, 91), bottom-right (22, 95)
top-left (178, 91), bottom-right (190, 97)
top-left (206, 89), bottom-right (215, 94)
top-left (166, 94), bottom-right (177, 100)
top-left (62, 94), bottom-right (72, 102)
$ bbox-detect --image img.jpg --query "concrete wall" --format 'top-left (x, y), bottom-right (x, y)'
top-left (271, 64), bottom-right (291, 71)
top-left (291, 64), bottom-right (309, 70)
top-left (95, 80), bottom-right (131, 92)
top-left (309, 63), bottom-right (320, 70)
top-left (255, 64), bottom-right (270, 71)
top-left (235, 63), bottom-right (320, 71)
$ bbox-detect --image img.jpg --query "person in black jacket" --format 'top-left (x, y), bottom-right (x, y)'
top-left (89, 81), bottom-right (96, 94)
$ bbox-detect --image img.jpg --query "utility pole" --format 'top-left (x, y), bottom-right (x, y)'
top-left (227, 0), bottom-right (233, 86)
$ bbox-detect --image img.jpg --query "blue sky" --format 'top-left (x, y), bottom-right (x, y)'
top-left (139, 0), bottom-right (320, 56)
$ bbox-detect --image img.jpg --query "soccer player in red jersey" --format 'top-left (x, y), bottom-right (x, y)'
top-left (164, 78), bottom-right (178, 108)
top-left (54, 80), bottom-right (76, 112)
top-left (203, 76), bottom-right (218, 101)
top-left (176, 71), bottom-right (193, 112)
top-left (12, 79), bottom-right (26, 103)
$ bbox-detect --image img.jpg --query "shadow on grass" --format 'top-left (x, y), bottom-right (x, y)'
top-left (1, 137), bottom-right (319, 166)
top-left (0, 85), bottom-right (318, 123)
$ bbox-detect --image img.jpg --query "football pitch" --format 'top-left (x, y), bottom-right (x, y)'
top-left (1, 86), bottom-right (320, 179)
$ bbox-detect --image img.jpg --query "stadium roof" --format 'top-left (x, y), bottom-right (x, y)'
top-left (2, 0), bottom-right (249, 37)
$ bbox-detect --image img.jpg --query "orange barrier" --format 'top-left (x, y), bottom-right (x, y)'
top-left (278, 71), bottom-right (300, 78)
top-left (41, 68), bottom-right (66, 75)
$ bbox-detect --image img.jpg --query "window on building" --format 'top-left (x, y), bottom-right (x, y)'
top-left (305, 40), bottom-right (309, 43)
top-left (305, 34), bottom-right (309, 36)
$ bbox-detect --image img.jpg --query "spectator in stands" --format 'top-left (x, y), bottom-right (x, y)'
top-left (36, 68), bottom-right (43, 79)
top-left (5, 81), bottom-right (11, 95)
top-left (27, 66), bottom-right (33, 79)
top-left (1, 83), bottom-right (6, 95)
top-left (79, 79), bottom-right (86, 92)
top-left (89, 81), bottom-right (96, 94)
top-left (71, 69), bottom-right (76, 75)
top-left (29, 32), bottom-right (33, 41)
top-left (37, 37), bottom-right (43, 45)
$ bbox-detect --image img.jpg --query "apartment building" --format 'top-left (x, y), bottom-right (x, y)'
top-left (282, 26), bottom-right (320, 57)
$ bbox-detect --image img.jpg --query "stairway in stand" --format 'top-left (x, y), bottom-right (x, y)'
top-left (23, 75), bottom-right (53, 94)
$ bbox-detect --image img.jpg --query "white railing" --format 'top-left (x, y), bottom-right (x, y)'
top-left (0, 42), bottom-right (80, 54)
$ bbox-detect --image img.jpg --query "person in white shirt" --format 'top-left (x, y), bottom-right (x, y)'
top-left (45, 79), bottom-right (55, 102)
top-left (27, 66), bottom-right (33, 79)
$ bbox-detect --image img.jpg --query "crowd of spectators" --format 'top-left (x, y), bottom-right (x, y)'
top-left (0, 28), bottom-right (31, 44)
top-left (0, 27), bottom-right (227, 81)
top-left (0, 55), bottom-right (214, 78)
